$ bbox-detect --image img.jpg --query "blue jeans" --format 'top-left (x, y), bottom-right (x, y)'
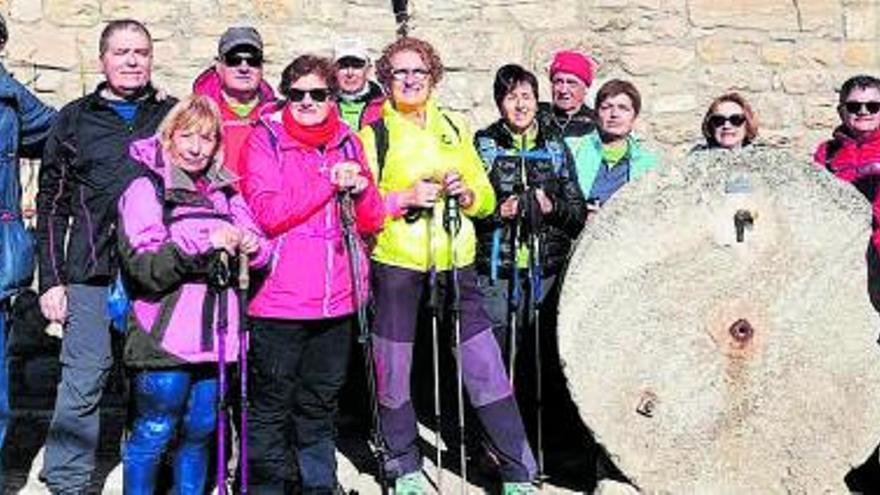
top-left (0, 301), bottom-right (9, 489)
top-left (123, 368), bottom-right (218, 495)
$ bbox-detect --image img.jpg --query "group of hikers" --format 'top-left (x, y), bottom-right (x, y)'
top-left (2, 12), bottom-right (880, 495)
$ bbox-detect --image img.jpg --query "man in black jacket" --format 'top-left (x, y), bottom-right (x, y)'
top-left (35, 19), bottom-right (176, 493)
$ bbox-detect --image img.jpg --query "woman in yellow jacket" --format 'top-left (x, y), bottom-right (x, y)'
top-left (359, 37), bottom-right (537, 495)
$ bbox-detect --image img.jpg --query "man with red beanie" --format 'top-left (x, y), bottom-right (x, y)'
top-left (538, 49), bottom-right (597, 156)
top-left (194, 26), bottom-right (276, 182)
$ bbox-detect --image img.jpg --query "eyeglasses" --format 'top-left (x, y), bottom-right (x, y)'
top-left (337, 57), bottom-right (367, 70)
top-left (708, 114), bottom-right (746, 129)
top-left (390, 68), bottom-right (430, 82)
top-left (844, 101), bottom-right (880, 114)
top-left (289, 88), bottom-right (330, 103)
top-left (223, 52), bottom-right (263, 68)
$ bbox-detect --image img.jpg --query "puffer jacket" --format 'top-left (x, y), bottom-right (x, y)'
top-left (358, 98), bottom-right (496, 272)
top-left (241, 105), bottom-right (384, 320)
top-left (473, 120), bottom-right (586, 279)
top-left (814, 126), bottom-right (880, 250)
top-left (0, 63), bottom-right (56, 297)
top-left (117, 136), bottom-right (270, 368)
top-left (0, 63), bottom-right (56, 211)
top-left (192, 67), bottom-right (277, 180)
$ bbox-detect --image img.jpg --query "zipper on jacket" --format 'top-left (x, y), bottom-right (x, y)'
top-left (321, 154), bottom-right (334, 317)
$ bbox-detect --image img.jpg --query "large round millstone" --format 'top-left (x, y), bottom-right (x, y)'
top-left (558, 147), bottom-right (880, 493)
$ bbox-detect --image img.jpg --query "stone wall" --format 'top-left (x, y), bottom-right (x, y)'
top-left (0, 0), bottom-right (877, 159)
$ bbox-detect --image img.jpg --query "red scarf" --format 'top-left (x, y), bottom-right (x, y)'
top-left (282, 103), bottom-right (341, 148)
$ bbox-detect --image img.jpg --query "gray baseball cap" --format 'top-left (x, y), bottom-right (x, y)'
top-left (218, 26), bottom-right (262, 57)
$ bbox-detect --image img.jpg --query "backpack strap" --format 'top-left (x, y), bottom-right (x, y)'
top-left (369, 113), bottom-right (462, 184)
top-left (369, 119), bottom-right (389, 183)
top-left (824, 139), bottom-right (843, 172)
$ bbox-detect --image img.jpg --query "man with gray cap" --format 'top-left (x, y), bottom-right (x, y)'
top-left (194, 26), bottom-right (275, 181)
top-left (0, 12), bottom-right (56, 488)
top-left (334, 37), bottom-right (384, 129)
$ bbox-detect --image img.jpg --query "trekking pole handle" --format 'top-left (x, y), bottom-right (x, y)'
top-left (238, 252), bottom-right (249, 291)
top-left (339, 190), bottom-right (356, 230)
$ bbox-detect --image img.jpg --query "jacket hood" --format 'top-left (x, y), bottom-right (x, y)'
top-left (192, 67), bottom-right (276, 107)
top-left (128, 135), bottom-right (237, 194)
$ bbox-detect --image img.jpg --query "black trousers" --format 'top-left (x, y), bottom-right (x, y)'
top-left (247, 316), bottom-right (353, 494)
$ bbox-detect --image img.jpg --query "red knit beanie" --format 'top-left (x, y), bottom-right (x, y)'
top-left (549, 50), bottom-right (595, 86)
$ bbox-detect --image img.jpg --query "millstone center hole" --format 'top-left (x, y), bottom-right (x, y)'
top-left (729, 318), bottom-right (754, 342)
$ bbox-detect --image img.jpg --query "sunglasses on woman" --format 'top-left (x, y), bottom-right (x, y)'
top-left (844, 101), bottom-right (880, 114)
top-left (289, 88), bottom-right (330, 103)
top-left (709, 114), bottom-right (746, 129)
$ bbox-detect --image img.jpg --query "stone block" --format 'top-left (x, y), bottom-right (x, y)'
top-left (8, 0), bottom-right (42, 23)
top-left (44, 0), bottom-right (101, 27)
top-left (688, 0), bottom-right (798, 31)
top-left (803, 103), bottom-right (839, 131)
top-left (761, 41), bottom-right (794, 66)
top-left (779, 69), bottom-right (834, 95)
top-left (697, 32), bottom-right (761, 64)
top-left (794, 39), bottom-right (839, 67)
top-left (844, 3), bottom-right (878, 40)
top-left (749, 93), bottom-right (801, 130)
top-left (6, 23), bottom-right (79, 70)
top-left (842, 41), bottom-right (877, 67)
top-left (621, 44), bottom-right (694, 76)
top-left (797, 0), bottom-right (843, 34)
top-left (102, 0), bottom-right (180, 24)
top-left (697, 65), bottom-right (773, 93)
top-left (646, 112), bottom-right (703, 146)
top-left (652, 93), bottom-right (698, 114)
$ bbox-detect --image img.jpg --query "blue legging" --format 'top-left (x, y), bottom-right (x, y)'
top-left (123, 368), bottom-right (218, 495)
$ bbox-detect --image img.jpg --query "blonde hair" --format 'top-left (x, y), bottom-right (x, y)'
top-left (158, 94), bottom-right (224, 170)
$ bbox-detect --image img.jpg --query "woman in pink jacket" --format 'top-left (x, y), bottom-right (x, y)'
top-left (117, 95), bottom-right (269, 494)
top-left (240, 54), bottom-right (384, 494)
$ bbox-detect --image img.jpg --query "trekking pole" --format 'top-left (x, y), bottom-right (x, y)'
top-left (443, 192), bottom-right (467, 495)
top-left (338, 190), bottom-right (390, 495)
top-left (210, 251), bottom-right (233, 495)
top-left (508, 211), bottom-right (520, 385)
top-left (237, 252), bottom-right (250, 495)
top-left (426, 209), bottom-right (444, 492)
top-left (524, 190), bottom-right (545, 486)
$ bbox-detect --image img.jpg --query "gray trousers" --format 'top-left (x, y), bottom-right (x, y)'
top-left (39, 284), bottom-right (113, 494)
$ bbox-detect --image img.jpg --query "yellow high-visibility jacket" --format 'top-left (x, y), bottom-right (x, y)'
top-left (359, 99), bottom-right (495, 272)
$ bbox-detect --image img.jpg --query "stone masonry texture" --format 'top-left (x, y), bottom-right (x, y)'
top-left (0, 0), bottom-right (877, 160)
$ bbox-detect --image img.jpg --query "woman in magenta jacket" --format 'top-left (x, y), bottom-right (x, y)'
top-left (240, 54), bottom-right (384, 494)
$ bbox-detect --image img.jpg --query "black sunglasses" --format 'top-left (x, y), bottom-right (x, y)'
top-left (708, 113), bottom-right (746, 129)
top-left (289, 88), bottom-right (330, 103)
top-left (223, 52), bottom-right (263, 68)
top-left (337, 57), bottom-right (367, 70)
top-left (844, 100), bottom-right (880, 114)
